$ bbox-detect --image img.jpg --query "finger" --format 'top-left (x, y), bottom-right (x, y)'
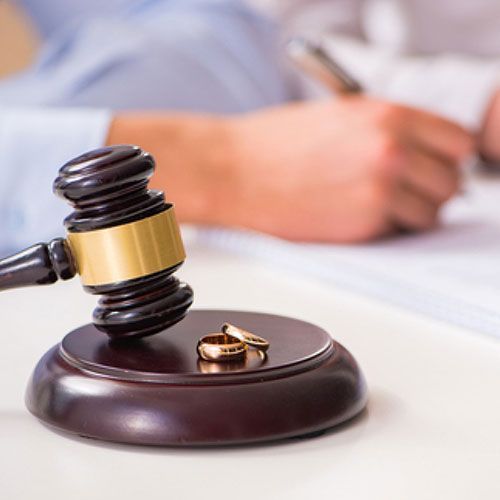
top-left (389, 183), bottom-right (440, 231)
top-left (402, 110), bottom-right (474, 164)
top-left (400, 146), bottom-right (462, 203)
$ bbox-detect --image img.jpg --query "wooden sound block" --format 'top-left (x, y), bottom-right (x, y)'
top-left (26, 310), bottom-right (367, 446)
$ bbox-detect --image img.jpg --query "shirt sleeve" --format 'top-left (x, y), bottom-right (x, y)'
top-left (0, 107), bottom-right (111, 254)
top-left (3, 0), bottom-right (296, 113)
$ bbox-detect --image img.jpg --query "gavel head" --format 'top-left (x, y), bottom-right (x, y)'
top-left (53, 145), bottom-right (193, 340)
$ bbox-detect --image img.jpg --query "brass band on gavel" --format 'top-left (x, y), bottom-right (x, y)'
top-left (67, 206), bottom-right (185, 287)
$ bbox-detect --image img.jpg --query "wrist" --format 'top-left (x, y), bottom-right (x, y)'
top-left (107, 113), bottom-right (236, 226)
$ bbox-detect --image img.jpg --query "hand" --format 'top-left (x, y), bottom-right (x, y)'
top-left (480, 89), bottom-right (500, 162)
top-left (219, 97), bottom-right (473, 242)
top-left (109, 97), bottom-right (473, 243)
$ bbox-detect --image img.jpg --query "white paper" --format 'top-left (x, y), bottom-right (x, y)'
top-left (194, 172), bottom-right (500, 337)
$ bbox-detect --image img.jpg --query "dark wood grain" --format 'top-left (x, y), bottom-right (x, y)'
top-left (0, 145), bottom-right (193, 339)
top-left (54, 145), bottom-right (194, 340)
top-left (0, 238), bottom-right (75, 290)
top-left (90, 266), bottom-right (193, 339)
top-left (53, 145), bottom-right (164, 232)
top-left (26, 310), bottom-right (368, 446)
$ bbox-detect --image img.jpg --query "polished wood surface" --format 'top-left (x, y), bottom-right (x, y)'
top-left (55, 145), bottom-right (194, 339)
top-left (26, 310), bottom-right (367, 446)
top-left (0, 239), bottom-right (75, 290)
top-left (53, 145), bottom-right (165, 232)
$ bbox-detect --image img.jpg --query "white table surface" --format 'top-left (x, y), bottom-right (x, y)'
top-left (1, 239), bottom-right (500, 500)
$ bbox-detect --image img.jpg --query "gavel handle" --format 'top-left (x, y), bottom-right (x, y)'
top-left (0, 238), bottom-right (76, 291)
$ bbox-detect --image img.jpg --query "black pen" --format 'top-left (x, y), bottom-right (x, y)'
top-left (286, 37), bottom-right (363, 95)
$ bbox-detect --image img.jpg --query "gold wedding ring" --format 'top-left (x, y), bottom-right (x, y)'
top-left (197, 324), bottom-right (270, 363)
top-left (222, 323), bottom-right (270, 352)
top-left (197, 333), bottom-right (247, 362)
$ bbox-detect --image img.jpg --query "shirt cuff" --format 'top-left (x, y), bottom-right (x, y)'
top-left (0, 107), bottom-right (111, 254)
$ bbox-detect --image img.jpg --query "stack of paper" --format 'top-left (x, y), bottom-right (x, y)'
top-left (195, 174), bottom-right (500, 338)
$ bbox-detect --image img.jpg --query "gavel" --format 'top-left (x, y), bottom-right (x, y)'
top-left (0, 145), bottom-right (193, 340)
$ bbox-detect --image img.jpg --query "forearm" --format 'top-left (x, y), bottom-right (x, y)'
top-left (108, 96), bottom-right (473, 244)
top-left (106, 113), bottom-right (235, 225)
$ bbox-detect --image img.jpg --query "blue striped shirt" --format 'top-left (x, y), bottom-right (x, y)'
top-left (0, 0), bottom-right (294, 252)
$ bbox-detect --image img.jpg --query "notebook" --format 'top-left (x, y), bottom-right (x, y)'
top-left (193, 173), bottom-right (500, 338)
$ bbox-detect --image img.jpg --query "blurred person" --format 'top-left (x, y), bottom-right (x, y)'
top-left (253, 0), bottom-right (500, 161)
top-left (0, 0), bottom-right (472, 254)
